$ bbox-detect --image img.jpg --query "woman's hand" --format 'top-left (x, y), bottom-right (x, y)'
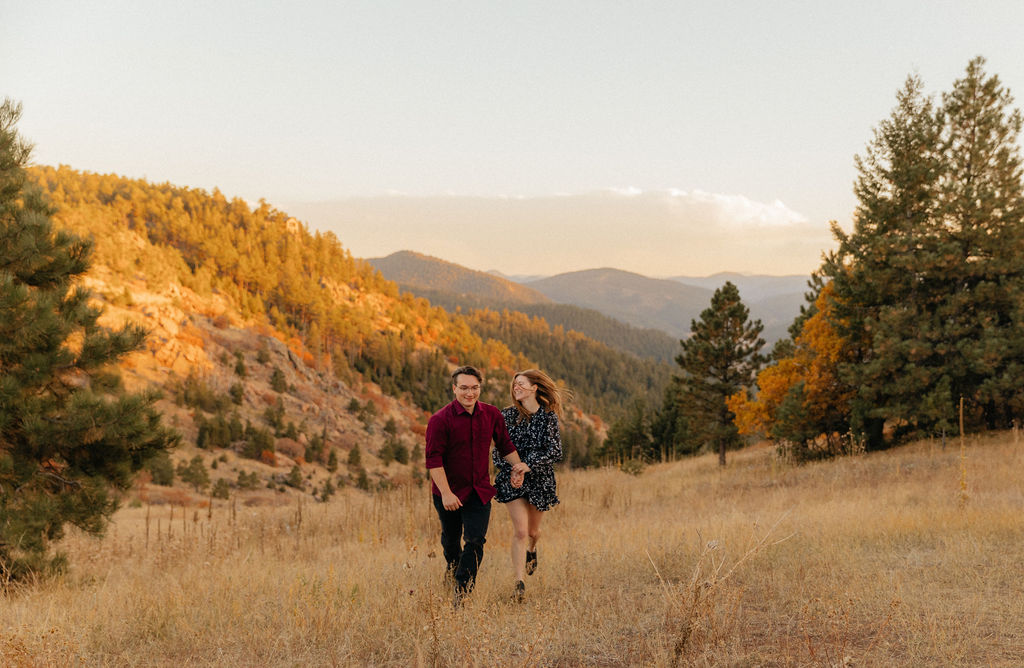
top-left (510, 462), bottom-right (530, 488)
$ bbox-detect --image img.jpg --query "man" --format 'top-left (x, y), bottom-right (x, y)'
top-left (425, 365), bottom-right (529, 604)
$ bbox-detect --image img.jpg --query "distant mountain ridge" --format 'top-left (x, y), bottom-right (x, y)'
top-left (368, 251), bottom-right (551, 304)
top-left (527, 268), bottom-right (809, 344)
top-left (369, 252), bottom-right (810, 347)
top-left (669, 273), bottom-right (811, 302)
top-left (526, 268), bottom-right (714, 339)
top-left (369, 252), bottom-right (682, 360)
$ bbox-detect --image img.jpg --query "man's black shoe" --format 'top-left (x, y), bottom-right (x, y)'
top-left (514, 580), bottom-right (525, 603)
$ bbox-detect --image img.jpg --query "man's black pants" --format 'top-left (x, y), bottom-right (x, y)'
top-left (432, 492), bottom-right (491, 590)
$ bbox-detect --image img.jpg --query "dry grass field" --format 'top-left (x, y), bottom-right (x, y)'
top-left (2, 432), bottom-right (1023, 667)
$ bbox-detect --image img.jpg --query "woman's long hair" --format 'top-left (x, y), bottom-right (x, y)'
top-left (509, 369), bottom-right (573, 421)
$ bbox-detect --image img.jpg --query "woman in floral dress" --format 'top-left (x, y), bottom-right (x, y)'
top-left (493, 368), bottom-right (571, 601)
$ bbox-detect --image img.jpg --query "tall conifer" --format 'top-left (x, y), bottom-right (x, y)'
top-left (827, 74), bottom-right (946, 446)
top-left (0, 100), bottom-right (177, 580)
top-left (675, 282), bottom-right (764, 465)
top-left (827, 58), bottom-right (1024, 445)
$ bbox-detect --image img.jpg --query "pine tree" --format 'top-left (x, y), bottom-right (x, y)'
top-left (675, 282), bottom-right (764, 466)
top-left (177, 456), bottom-right (210, 492)
top-left (827, 59), bottom-right (1024, 444)
top-left (602, 399), bottom-right (652, 463)
top-left (934, 57), bottom-right (1024, 430)
top-left (649, 378), bottom-right (694, 458)
top-left (0, 99), bottom-right (177, 580)
top-left (827, 74), bottom-right (945, 447)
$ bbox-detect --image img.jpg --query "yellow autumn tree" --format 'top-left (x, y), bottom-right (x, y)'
top-left (727, 282), bottom-right (854, 459)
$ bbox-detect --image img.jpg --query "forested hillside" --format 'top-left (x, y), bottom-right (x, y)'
top-left (28, 166), bottom-right (670, 471)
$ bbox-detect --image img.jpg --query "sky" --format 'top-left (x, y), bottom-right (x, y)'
top-left (4, 1), bottom-right (1024, 277)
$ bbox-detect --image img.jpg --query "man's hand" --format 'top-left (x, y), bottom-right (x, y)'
top-left (512, 462), bottom-right (531, 476)
top-left (441, 490), bottom-right (462, 510)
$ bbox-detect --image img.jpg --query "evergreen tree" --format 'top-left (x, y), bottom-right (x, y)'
top-left (649, 378), bottom-right (695, 458)
top-left (934, 57), bottom-right (1024, 430)
top-left (601, 399), bottom-right (652, 463)
top-left (674, 282), bottom-right (764, 466)
top-left (286, 464), bottom-right (304, 489)
top-left (177, 455), bottom-right (210, 492)
top-left (270, 366), bottom-right (287, 393)
top-left (827, 73), bottom-right (946, 447)
top-left (0, 99), bottom-right (176, 579)
top-left (827, 58), bottom-right (1024, 445)
top-left (144, 450), bottom-right (176, 486)
top-left (211, 477), bottom-right (231, 499)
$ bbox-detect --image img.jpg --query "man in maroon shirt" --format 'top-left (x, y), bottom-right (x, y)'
top-left (425, 365), bottom-right (529, 604)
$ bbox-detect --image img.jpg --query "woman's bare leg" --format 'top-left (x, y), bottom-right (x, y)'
top-left (506, 498), bottom-right (530, 583)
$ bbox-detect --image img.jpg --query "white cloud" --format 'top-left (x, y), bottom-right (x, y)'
top-left (659, 189), bottom-right (808, 228)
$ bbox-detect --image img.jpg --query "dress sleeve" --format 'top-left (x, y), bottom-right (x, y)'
top-left (525, 411), bottom-right (563, 466)
top-left (492, 408), bottom-right (517, 462)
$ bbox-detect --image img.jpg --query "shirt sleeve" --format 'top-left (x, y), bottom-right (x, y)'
top-left (493, 409), bottom-right (517, 459)
top-left (424, 413), bottom-right (447, 469)
top-left (524, 411), bottom-right (563, 466)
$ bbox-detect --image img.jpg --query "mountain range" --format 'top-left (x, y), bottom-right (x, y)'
top-left (368, 251), bottom-right (811, 351)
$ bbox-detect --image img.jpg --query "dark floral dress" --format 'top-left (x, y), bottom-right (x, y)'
top-left (493, 407), bottom-right (562, 511)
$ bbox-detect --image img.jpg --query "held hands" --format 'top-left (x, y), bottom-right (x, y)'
top-left (510, 462), bottom-right (531, 489)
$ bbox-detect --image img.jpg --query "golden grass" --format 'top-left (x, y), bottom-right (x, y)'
top-left (3, 433), bottom-right (1024, 666)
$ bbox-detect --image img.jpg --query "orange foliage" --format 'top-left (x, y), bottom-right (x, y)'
top-left (730, 283), bottom-right (852, 438)
top-left (259, 450), bottom-right (277, 466)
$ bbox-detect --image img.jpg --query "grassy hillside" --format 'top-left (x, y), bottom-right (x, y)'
top-left (2, 432), bottom-right (1020, 664)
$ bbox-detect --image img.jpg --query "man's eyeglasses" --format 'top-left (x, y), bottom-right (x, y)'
top-left (456, 385), bottom-right (481, 393)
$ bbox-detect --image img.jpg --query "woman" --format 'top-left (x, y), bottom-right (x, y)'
top-left (492, 369), bottom-right (571, 602)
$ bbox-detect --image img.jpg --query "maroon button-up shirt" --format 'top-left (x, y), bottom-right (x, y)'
top-left (425, 399), bottom-right (517, 504)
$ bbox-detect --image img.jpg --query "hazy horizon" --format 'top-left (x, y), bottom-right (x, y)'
top-left (285, 189), bottom-right (831, 277)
